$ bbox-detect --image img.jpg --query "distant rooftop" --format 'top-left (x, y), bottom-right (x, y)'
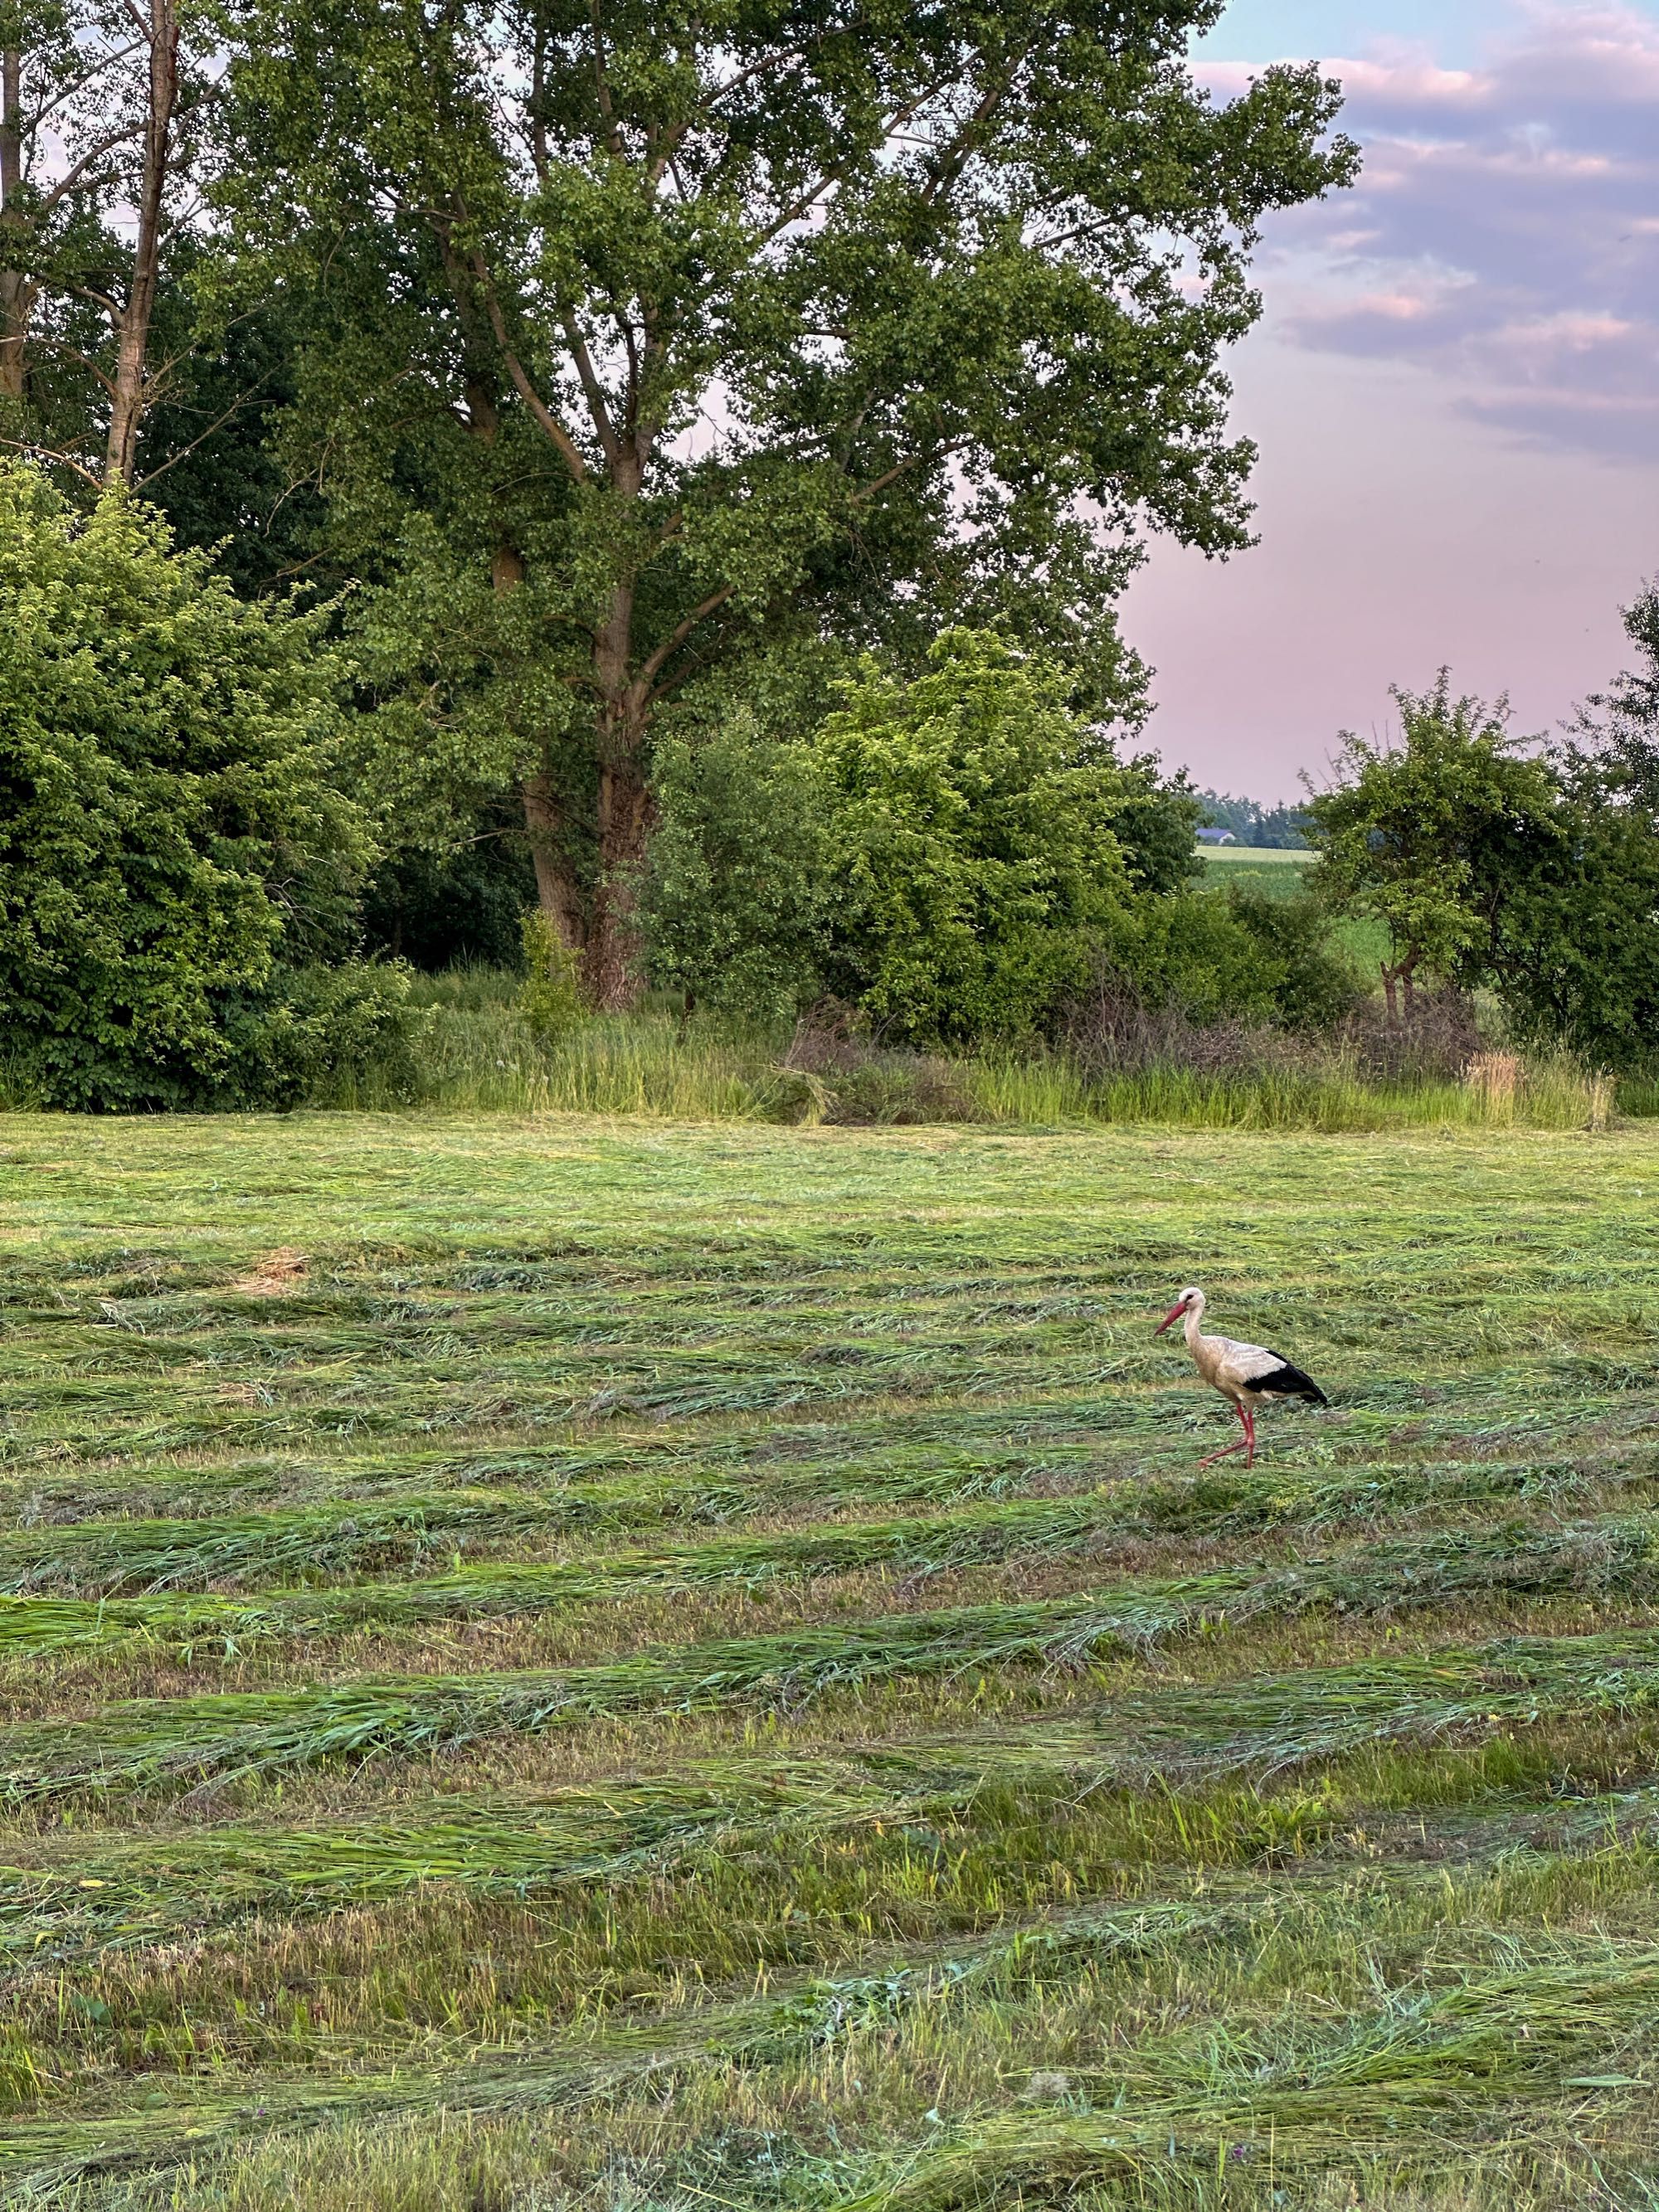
top-left (1195, 827), bottom-right (1236, 844)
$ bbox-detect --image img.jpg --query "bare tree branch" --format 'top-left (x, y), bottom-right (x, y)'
top-left (0, 433), bottom-right (101, 486)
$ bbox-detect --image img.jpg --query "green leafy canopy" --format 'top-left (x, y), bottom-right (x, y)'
top-left (0, 465), bottom-right (373, 1107)
top-left (212, 0), bottom-right (1358, 994)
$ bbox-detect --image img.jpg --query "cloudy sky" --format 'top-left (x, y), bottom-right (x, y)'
top-left (1124, 1), bottom-right (1659, 798)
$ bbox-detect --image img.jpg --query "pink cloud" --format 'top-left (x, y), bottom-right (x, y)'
top-left (1224, 4), bottom-right (1659, 458)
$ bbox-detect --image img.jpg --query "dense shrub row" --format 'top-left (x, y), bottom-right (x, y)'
top-left (1, 459), bottom-right (1656, 1114)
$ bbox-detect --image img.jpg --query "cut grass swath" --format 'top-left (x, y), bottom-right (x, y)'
top-left (2, 1504), bottom-right (1659, 1664)
top-left (12, 1569), bottom-right (1659, 1802)
top-left (825, 1947), bottom-right (1659, 2210)
top-left (1, 1433), bottom-right (1648, 1604)
top-left (7, 1876), bottom-right (1659, 2199)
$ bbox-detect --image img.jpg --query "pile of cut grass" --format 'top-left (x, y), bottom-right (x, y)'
top-left (2, 1111), bottom-right (1659, 2208)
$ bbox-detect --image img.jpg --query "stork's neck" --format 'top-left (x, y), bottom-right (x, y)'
top-left (1183, 1300), bottom-right (1206, 1350)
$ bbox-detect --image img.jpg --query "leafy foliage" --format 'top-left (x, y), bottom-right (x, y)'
top-left (638, 710), bottom-right (830, 1022)
top-left (1225, 882), bottom-right (1365, 1032)
top-left (1302, 678), bottom-right (1559, 1020)
top-left (0, 465), bottom-right (369, 1106)
top-left (518, 910), bottom-right (586, 1038)
top-left (809, 633), bottom-right (1144, 1043)
top-left (212, 0), bottom-right (1357, 996)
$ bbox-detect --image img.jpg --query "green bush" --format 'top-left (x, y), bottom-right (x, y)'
top-left (519, 909), bottom-right (586, 1038)
top-left (638, 710), bottom-right (828, 1022)
top-left (237, 961), bottom-right (426, 1107)
top-left (810, 631), bottom-right (1147, 1044)
top-left (0, 467), bottom-right (369, 1108)
top-left (1097, 888), bottom-right (1282, 1026)
top-left (1225, 883), bottom-right (1364, 1031)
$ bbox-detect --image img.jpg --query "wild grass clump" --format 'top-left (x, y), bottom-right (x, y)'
top-left (364, 975), bottom-right (1617, 1130)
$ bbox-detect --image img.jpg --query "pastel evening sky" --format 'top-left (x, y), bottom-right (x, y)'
top-left (1124, 1), bottom-right (1659, 798)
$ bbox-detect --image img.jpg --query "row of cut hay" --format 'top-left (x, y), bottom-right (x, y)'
top-left (12, 1540), bottom-right (1659, 1801)
top-left (12, 1689), bottom-right (1659, 1976)
top-left (826, 1946), bottom-right (1659, 2211)
top-left (0, 1339), bottom-right (1242, 1466)
top-left (4, 1324), bottom-right (1646, 1488)
top-left (0, 1879), bottom-right (1428, 2187)
top-left (7, 1856), bottom-right (1659, 2195)
top-left (0, 1494), bottom-right (1112, 1639)
top-left (6, 1502), bottom-right (1659, 1662)
top-left (2, 1403), bottom-right (1647, 1600)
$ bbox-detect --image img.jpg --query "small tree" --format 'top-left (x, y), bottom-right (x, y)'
top-left (1491, 591), bottom-right (1659, 1073)
top-left (0, 464), bottom-right (367, 1106)
top-left (1302, 678), bottom-right (1559, 1021)
top-left (810, 630), bottom-right (1161, 1044)
top-left (1574, 577), bottom-right (1659, 812)
top-left (638, 711), bottom-right (828, 1025)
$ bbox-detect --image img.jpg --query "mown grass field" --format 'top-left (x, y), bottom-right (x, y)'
top-left (2, 1111), bottom-right (1657, 2209)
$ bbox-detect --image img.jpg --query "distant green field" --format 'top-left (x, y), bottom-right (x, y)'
top-left (1200, 848), bottom-right (1388, 977)
top-left (2, 1112), bottom-right (1657, 2208)
top-left (1199, 843), bottom-right (1311, 864)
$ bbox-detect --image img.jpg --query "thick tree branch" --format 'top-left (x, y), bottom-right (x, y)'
top-left (36, 122), bottom-right (144, 212)
top-left (470, 260), bottom-right (591, 482)
top-left (635, 581), bottom-right (736, 688)
top-left (918, 49), bottom-right (1028, 207)
top-left (559, 306), bottom-right (622, 469)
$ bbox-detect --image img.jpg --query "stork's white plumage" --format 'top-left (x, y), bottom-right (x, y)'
top-left (1154, 1286), bottom-right (1327, 1467)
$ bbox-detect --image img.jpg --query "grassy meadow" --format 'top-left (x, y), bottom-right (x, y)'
top-left (2, 1111), bottom-right (1658, 2207)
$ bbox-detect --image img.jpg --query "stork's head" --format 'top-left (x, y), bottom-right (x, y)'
top-left (1154, 1286), bottom-right (1204, 1335)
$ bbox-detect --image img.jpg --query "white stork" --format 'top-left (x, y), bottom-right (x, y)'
top-left (1154, 1286), bottom-right (1328, 1468)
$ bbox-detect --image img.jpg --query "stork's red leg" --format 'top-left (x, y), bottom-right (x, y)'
top-left (1199, 1398), bottom-right (1252, 1471)
top-left (1243, 1401), bottom-right (1256, 1469)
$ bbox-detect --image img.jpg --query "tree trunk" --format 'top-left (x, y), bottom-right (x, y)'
top-left (105, 0), bottom-right (178, 487)
top-left (0, 47), bottom-right (33, 404)
top-left (586, 586), bottom-right (649, 1009)
top-left (520, 771), bottom-right (588, 955)
top-left (1380, 963), bottom-right (1399, 1023)
top-left (494, 537), bottom-right (591, 964)
top-left (589, 747), bottom-right (651, 1009)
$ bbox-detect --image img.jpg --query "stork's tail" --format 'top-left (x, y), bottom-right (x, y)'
top-left (1249, 1359), bottom-right (1329, 1407)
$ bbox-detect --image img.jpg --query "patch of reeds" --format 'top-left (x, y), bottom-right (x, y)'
top-left (305, 971), bottom-right (1618, 1131)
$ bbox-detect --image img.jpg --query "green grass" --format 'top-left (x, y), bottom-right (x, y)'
top-left (2, 1112), bottom-right (1659, 2207)
top-left (363, 965), bottom-right (1598, 1129)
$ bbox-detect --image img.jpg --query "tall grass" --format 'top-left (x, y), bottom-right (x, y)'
top-left (340, 970), bottom-right (1618, 1130)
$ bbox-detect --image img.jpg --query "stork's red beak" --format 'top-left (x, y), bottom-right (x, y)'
top-left (1154, 1300), bottom-right (1187, 1336)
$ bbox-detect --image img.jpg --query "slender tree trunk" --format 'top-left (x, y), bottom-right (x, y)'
top-left (586, 585), bottom-right (651, 1009)
top-left (1381, 963), bottom-right (1399, 1024)
top-left (492, 537), bottom-right (590, 963)
top-left (0, 47), bottom-right (33, 404)
top-left (105, 0), bottom-right (178, 486)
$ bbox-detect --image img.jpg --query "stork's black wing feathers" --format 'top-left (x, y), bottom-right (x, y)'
top-left (1243, 1354), bottom-right (1329, 1407)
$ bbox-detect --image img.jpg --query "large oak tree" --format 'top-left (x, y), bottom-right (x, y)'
top-left (221, 0), bottom-right (1355, 1003)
